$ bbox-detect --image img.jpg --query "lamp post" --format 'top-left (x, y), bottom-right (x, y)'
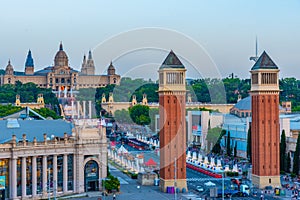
top-left (101, 178), bottom-right (106, 200)
top-left (174, 157), bottom-right (177, 200)
top-left (222, 171), bottom-right (225, 200)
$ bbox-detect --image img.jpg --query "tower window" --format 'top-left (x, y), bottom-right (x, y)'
top-left (252, 74), bottom-right (258, 84)
top-left (269, 179), bottom-right (271, 184)
top-left (261, 73), bottom-right (277, 84)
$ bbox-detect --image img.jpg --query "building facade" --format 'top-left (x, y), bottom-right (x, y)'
top-left (158, 51), bottom-right (187, 193)
top-left (0, 119), bottom-right (107, 199)
top-left (0, 43), bottom-right (120, 97)
top-left (250, 51), bottom-right (281, 189)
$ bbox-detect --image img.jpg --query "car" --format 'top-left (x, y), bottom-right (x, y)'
top-left (196, 186), bottom-right (204, 192)
top-left (231, 191), bottom-right (249, 197)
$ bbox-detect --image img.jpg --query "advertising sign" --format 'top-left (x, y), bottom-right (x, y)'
top-left (0, 176), bottom-right (5, 190)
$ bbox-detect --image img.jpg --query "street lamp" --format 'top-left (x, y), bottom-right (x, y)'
top-left (222, 171), bottom-right (225, 200)
top-left (101, 178), bottom-right (106, 200)
top-left (174, 157), bottom-right (177, 200)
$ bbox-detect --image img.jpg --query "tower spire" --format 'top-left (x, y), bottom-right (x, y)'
top-left (249, 36), bottom-right (259, 62)
top-left (88, 50), bottom-right (92, 60)
top-left (59, 41), bottom-right (63, 51)
top-left (255, 36), bottom-right (258, 58)
top-left (25, 49), bottom-right (34, 67)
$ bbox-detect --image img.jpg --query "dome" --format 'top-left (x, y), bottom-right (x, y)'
top-left (108, 62), bottom-right (115, 70)
top-left (54, 42), bottom-right (68, 67)
top-left (107, 61), bottom-right (116, 75)
top-left (5, 60), bottom-right (13, 70)
top-left (233, 96), bottom-right (251, 110)
top-left (5, 60), bottom-right (14, 75)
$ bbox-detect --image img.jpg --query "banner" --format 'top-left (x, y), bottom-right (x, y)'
top-left (0, 176), bottom-right (5, 190)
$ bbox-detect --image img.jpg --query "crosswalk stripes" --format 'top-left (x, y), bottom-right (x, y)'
top-left (187, 177), bottom-right (231, 182)
top-left (117, 177), bottom-right (129, 184)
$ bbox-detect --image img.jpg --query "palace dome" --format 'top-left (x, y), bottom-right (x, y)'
top-left (54, 42), bottom-right (68, 67)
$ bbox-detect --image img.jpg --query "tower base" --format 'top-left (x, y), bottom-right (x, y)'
top-left (159, 178), bottom-right (188, 193)
top-left (252, 174), bottom-right (281, 189)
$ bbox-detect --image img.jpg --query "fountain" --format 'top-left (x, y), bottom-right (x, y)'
top-left (232, 164), bottom-right (238, 172)
top-left (192, 152), bottom-right (197, 160)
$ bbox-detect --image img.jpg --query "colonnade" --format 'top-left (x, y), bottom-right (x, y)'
top-left (9, 154), bottom-right (71, 199)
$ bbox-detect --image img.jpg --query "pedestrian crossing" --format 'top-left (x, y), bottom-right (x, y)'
top-left (117, 177), bottom-right (129, 184)
top-left (187, 177), bottom-right (230, 182)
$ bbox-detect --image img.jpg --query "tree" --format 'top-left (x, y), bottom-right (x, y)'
top-left (211, 129), bottom-right (226, 154)
top-left (234, 141), bottom-right (237, 157)
top-left (227, 131), bottom-right (231, 157)
top-left (247, 126), bottom-right (252, 163)
top-left (286, 152), bottom-right (291, 173)
top-left (206, 127), bottom-right (224, 152)
top-left (0, 104), bottom-right (23, 117)
top-left (280, 130), bottom-right (287, 172)
top-left (128, 104), bottom-right (151, 126)
top-left (293, 133), bottom-right (300, 175)
top-left (114, 109), bottom-right (132, 124)
top-left (32, 107), bottom-right (62, 119)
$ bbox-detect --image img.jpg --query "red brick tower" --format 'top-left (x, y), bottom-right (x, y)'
top-left (158, 51), bottom-right (187, 192)
top-left (250, 51), bottom-right (281, 188)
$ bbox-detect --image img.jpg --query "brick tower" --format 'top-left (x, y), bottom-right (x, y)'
top-left (158, 50), bottom-right (187, 192)
top-left (250, 51), bottom-right (281, 188)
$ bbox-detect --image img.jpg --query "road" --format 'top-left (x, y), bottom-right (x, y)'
top-left (77, 164), bottom-right (188, 200)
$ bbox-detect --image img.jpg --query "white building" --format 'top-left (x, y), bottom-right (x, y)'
top-left (0, 119), bottom-right (107, 199)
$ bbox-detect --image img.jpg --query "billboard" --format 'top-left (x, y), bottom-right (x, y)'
top-left (0, 176), bottom-right (5, 190)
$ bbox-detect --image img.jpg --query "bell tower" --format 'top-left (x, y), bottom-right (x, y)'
top-left (250, 51), bottom-right (281, 188)
top-left (158, 50), bottom-right (187, 193)
top-left (25, 50), bottom-right (34, 75)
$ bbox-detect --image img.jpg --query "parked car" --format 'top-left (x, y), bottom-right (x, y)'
top-left (196, 186), bottom-right (204, 192)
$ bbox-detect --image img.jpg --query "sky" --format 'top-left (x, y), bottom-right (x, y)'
top-left (0, 0), bottom-right (299, 80)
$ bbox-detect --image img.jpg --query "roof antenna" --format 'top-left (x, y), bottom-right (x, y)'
top-left (250, 36), bottom-right (258, 62)
top-left (255, 35), bottom-right (258, 58)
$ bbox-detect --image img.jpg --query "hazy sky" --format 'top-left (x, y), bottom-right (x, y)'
top-left (0, 0), bottom-right (299, 80)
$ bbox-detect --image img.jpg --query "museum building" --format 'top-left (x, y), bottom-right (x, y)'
top-left (0, 119), bottom-right (107, 199)
top-left (0, 43), bottom-right (120, 97)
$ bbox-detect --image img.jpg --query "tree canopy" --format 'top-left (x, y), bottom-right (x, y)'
top-left (128, 104), bottom-right (151, 126)
top-left (206, 127), bottom-right (225, 152)
top-left (0, 81), bottom-right (59, 108)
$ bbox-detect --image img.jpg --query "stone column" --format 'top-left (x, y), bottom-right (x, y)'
top-left (53, 155), bottom-right (57, 197)
top-left (42, 155), bottom-right (47, 196)
top-left (32, 156), bottom-right (37, 197)
top-left (10, 158), bottom-right (17, 199)
top-left (83, 100), bottom-right (86, 118)
top-left (74, 153), bottom-right (84, 193)
top-left (63, 154), bottom-right (68, 193)
top-left (77, 101), bottom-right (80, 119)
top-left (71, 100), bottom-right (74, 119)
top-left (21, 157), bottom-right (27, 197)
top-left (88, 101), bottom-right (92, 119)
